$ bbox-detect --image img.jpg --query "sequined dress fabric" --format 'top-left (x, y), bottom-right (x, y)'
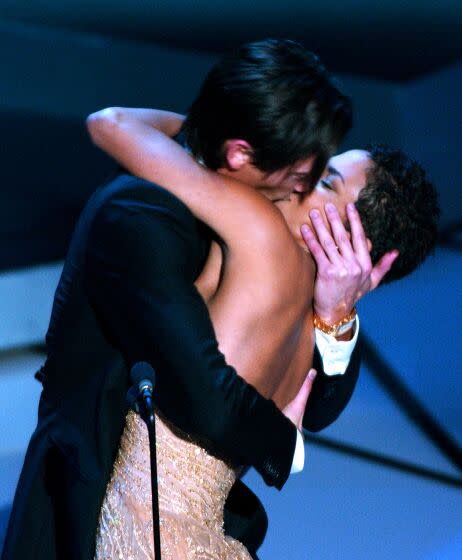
top-left (95, 410), bottom-right (251, 559)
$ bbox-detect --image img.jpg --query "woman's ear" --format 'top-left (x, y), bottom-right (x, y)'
top-left (222, 139), bottom-right (254, 170)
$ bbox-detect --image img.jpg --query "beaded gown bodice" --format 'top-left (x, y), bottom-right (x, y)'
top-left (95, 410), bottom-right (251, 559)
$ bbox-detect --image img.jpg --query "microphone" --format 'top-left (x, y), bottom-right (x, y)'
top-left (130, 362), bottom-right (156, 426)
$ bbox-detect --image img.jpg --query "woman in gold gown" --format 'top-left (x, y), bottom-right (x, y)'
top-left (88, 109), bottom-right (384, 559)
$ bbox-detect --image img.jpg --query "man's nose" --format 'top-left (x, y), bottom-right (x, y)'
top-left (293, 181), bottom-right (315, 195)
top-left (293, 183), bottom-right (309, 194)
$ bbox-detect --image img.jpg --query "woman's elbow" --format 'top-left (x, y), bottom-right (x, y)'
top-left (86, 107), bottom-right (123, 146)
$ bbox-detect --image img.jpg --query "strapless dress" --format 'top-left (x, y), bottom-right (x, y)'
top-left (95, 409), bottom-right (252, 559)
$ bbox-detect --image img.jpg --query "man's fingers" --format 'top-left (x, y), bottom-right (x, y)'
top-left (297, 368), bottom-right (317, 407)
top-left (301, 224), bottom-right (330, 270)
top-left (282, 369), bottom-right (317, 430)
top-left (347, 203), bottom-right (370, 259)
top-left (346, 202), bottom-right (374, 280)
top-left (309, 209), bottom-right (342, 263)
top-left (292, 369), bottom-right (317, 430)
top-left (324, 203), bottom-right (355, 259)
top-left (370, 250), bottom-right (399, 290)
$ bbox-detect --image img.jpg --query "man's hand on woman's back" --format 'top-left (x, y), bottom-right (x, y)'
top-left (282, 369), bottom-right (317, 431)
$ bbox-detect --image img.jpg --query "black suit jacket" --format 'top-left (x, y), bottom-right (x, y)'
top-left (2, 174), bottom-right (360, 559)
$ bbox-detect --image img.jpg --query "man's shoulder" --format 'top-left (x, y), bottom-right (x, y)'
top-left (81, 173), bottom-right (210, 264)
top-left (98, 173), bottom-right (194, 221)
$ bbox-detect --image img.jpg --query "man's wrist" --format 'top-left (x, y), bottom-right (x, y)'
top-left (313, 307), bottom-right (357, 337)
top-left (334, 318), bottom-right (357, 341)
top-left (314, 315), bottom-right (360, 376)
top-left (313, 301), bottom-right (356, 325)
top-left (335, 314), bottom-right (358, 342)
top-left (290, 429), bottom-right (305, 475)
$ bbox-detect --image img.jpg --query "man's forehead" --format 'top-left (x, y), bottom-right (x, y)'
top-left (290, 154), bottom-right (317, 174)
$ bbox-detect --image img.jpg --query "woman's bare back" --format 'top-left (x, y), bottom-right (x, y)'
top-left (195, 236), bottom-right (316, 411)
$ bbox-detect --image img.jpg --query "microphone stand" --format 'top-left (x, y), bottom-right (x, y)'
top-left (140, 401), bottom-right (162, 560)
top-left (128, 363), bottom-right (162, 559)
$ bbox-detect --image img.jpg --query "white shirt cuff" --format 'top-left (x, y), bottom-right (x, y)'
top-left (315, 315), bottom-right (360, 377)
top-left (290, 429), bottom-right (305, 474)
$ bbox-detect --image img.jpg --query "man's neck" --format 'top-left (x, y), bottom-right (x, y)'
top-left (216, 166), bottom-right (281, 202)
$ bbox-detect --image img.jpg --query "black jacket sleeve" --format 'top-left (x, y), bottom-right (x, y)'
top-left (303, 341), bottom-right (361, 432)
top-left (84, 177), bottom-right (296, 489)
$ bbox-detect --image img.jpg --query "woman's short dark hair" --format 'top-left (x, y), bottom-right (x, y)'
top-left (182, 39), bottom-right (352, 186)
top-left (356, 145), bottom-right (440, 284)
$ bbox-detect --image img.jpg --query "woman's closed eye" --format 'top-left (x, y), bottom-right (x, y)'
top-left (320, 177), bottom-right (336, 191)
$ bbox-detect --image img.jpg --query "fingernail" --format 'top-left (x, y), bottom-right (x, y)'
top-left (308, 369), bottom-right (317, 380)
top-left (301, 224), bottom-right (310, 235)
top-left (347, 202), bottom-right (356, 212)
top-left (310, 209), bottom-right (319, 219)
top-left (325, 203), bottom-right (336, 213)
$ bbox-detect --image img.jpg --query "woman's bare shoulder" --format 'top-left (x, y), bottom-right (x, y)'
top-left (214, 176), bottom-right (306, 300)
top-left (214, 173), bottom-right (296, 253)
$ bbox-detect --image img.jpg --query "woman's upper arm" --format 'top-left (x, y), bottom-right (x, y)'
top-left (86, 108), bottom-right (288, 252)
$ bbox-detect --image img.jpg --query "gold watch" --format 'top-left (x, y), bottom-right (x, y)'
top-left (313, 307), bottom-right (357, 337)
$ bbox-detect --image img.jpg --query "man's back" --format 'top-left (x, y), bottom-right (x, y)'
top-left (2, 174), bottom-right (210, 559)
top-left (3, 169), bottom-right (360, 560)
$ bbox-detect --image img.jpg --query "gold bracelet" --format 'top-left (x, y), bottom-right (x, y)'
top-left (313, 307), bottom-right (357, 337)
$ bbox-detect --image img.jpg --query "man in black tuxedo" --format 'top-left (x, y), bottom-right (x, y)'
top-left (2, 40), bottom-right (395, 560)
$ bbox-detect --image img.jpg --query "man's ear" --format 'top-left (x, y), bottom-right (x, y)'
top-left (223, 139), bottom-right (254, 170)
